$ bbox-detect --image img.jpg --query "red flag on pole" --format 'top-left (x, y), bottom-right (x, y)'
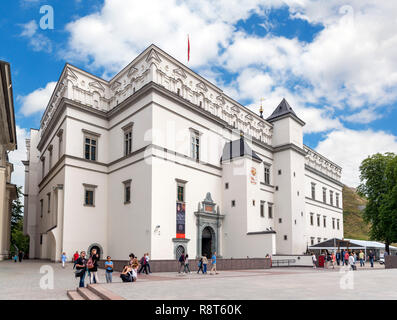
top-left (187, 34), bottom-right (190, 62)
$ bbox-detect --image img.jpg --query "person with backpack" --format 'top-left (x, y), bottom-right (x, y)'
top-left (178, 253), bottom-right (185, 274)
top-left (349, 252), bottom-right (356, 270)
top-left (145, 253), bottom-right (152, 274)
top-left (104, 256), bottom-right (113, 283)
top-left (75, 251), bottom-right (87, 288)
top-left (197, 257), bottom-right (204, 274)
top-left (87, 248), bottom-right (99, 284)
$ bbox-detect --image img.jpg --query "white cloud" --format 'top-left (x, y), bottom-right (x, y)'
top-left (8, 126), bottom-right (29, 194)
top-left (18, 81), bottom-right (57, 116)
top-left (315, 128), bottom-right (397, 187)
top-left (342, 109), bottom-right (383, 124)
top-left (20, 19), bottom-right (52, 53)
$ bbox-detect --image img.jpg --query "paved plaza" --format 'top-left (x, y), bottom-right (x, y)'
top-left (0, 260), bottom-right (396, 300)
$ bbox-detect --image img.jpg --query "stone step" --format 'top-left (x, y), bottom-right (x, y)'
top-left (77, 287), bottom-right (102, 300)
top-left (67, 290), bottom-right (85, 300)
top-left (87, 284), bottom-right (125, 300)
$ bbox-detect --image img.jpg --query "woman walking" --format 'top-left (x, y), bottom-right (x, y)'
top-left (197, 257), bottom-right (204, 274)
top-left (202, 255), bottom-right (208, 274)
top-left (312, 252), bottom-right (317, 268)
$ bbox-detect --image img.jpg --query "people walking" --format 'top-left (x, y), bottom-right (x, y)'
top-left (312, 252), bottom-right (317, 268)
top-left (105, 256), bottom-right (113, 283)
top-left (202, 255), bottom-right (208, 274)
top-left (359, 250), bottom-right (365, 267)
top-left (197, 257), bottom-right (204, 274)
top-left (210, 252), bottom-right (218, 275)
top-left (61, 252), bottom-right (67, 268)
top-left (336, 250), bottom-right (341, 266)
top-left (87, 248), bottom-right (99, 284)
top-left (184, 254), bottom-right (191, 273)
top-left (13, 253), bottom-right (18, 263)
top-left (349, 252), bottom-right (356, 271)
top-left (138, 254), bottom-right (148, 275)
top-left (368, 250), bottom-right (374, 268)
top-left (331, 252), bottom-right (336, 269)
top-left (18, 250), bottom-right (23, 263)
top-left (344, 251), bottom-right (349, 266)
top-left (75, 251), bottom-right (87, 288)
top-left (178, 253), bottom-right (185, 274)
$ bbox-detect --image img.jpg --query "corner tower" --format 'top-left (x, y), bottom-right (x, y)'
top-left (267, 99), bottom-right (307, 254)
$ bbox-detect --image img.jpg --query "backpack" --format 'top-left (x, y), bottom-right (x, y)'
top-left (87, 257), bottom-right (94, 269)
top-left (179, 255), bottom-right (184, 262)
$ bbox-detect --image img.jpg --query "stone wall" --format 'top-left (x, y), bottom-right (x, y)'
top-left (100, 258), bottom-right (272, 272)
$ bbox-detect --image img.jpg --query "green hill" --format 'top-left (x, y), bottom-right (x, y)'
top-left (342, 185), bottom-right (370, 240)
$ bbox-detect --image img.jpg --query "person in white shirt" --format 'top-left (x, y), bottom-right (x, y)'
top-left (145, 253), bottom-right (152, 274)
top-left (348, 253), bottom-right (355, 270)
top-left (312, 253), bottom-right (317, 268)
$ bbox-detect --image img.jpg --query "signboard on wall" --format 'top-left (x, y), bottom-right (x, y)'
top-left (176, 202), bottom-right (185, 238)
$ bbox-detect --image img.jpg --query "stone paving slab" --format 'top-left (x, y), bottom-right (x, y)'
top-left (0, 260), bottom-right (393, 300)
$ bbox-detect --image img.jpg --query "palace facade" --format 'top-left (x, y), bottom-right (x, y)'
top-left (23, 45), bottom-right (343, 261)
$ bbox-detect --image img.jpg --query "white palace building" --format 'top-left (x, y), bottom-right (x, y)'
top-left (23, 45), bottom-right (343, 261)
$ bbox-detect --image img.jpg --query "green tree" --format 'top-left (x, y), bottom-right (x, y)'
top-left (9, 186), bottom-right (29, 255)
top-left (357, 153), bottom-right (397, 253)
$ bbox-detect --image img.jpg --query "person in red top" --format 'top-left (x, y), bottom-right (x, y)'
top-left (73, 251), bottom-right (80, 262)
top-left (344, 251), bottom-right (350, 266)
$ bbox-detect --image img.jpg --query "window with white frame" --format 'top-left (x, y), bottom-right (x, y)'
top-left (264, 164), bottom-right (270, 185)
top-left (330, 190), bottom-right (334, 206)
top-left (336, 193), bottom-right (340, 208)
top-left (323, 187), bottom-right (327, 203)
top-left (268, 204), bottom-right (273, 218)
top-left (310, 213), bottom-right (314, 226)
top-left (47, 193), bottom-right (51, 213)
top-left (332, 218), bottom-right (335, 229)
top-left (260, 201), bottom-right (265, 218)
top-left (317, 214), bottom-right (320, 227)
top-left (311, 183), bottom-right (316, 200)
top-left (337, 219), bottom-right (340, 230)
top-left (40, 199), bottom-right (43, 218)
top-left (83, 184), bottom-right (97, 207)
top-left (83, 130), bottom-right (100, 161)
top-left (122, 123), bottom-right (133, 156)
top-left (48, 145), bottom-right (53, 170)
top-left (176, 179), bottom-right (187, 203)
top-left (41, 157), bottom-right (45, 179)
top-left (323, 215), bottom-right (326, 228)
top-left (190, 130), bottom-right (200, 161)
top-left (123, 179), bottom-right (131, 204)
top-left (57, 129), bottom-right (63, 160)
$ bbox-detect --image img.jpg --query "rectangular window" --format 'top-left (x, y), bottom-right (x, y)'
top-left (40, 199), bottom-right (43, 218)
top-left (225, 183), bottom-right (229, 189)
top-left (330, 191), bottom-right (334, 206)
top-left (124, 129), bottom-right (132, 156)
top-left (191, 131), bottom-right (200, 161)
top-left (332, 218), bottom-right (335, 229)
top-left (323, 188), bottom-right (327, 203)
top-left (268, 205), bottom-right (273, 219)
top-left (84, 137), bottom-right (97, 161)
top-left (336, 193), bottom-right (340, 208)
top-left (231, 200), bottom-right (236, 207)
top-left (177, 185), bottom-right (184, 202)
top-left (83, 184), bottom-right (97, 207)
top-left (41, 157), bottom-right (45, 179)
top-left (337, 219), bottom-right (340, 230)
top-left (47, 193), bottom-right (51, 213)
top-left (310, 213), bottom-right (314, 226)
top-left (57, 129), bottom-right (63, 160)
top-left (260, 201), bottom-right (265, 218)
top-left (310, 237), bottom-right (314, 245)
top-left (323, 216), bottom-right (326, 228)
top-left (311, 183), bottom-right (316, 200)
top-left (40, 235), bottom-right (43, 245)
top-left (264, 165), bottom-right (270, 185)
top-left (48, 146), bottom-right (53, 170)
top-left (317, 215), bottom-right (320, 227)
top-left (123, 179), bottom-right (132, 204)
top-left (317, 237), bottom-right (321, 243)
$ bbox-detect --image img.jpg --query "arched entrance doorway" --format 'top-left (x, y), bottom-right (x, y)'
top-left (176, 245), bottom-right (185, 261)
top-left (201, 226), bottom-right (214, 258)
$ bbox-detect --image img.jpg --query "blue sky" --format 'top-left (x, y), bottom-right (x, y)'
top-left (3, 0), bottom-right (397, 189)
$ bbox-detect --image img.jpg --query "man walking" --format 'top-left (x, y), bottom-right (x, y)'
top-left (178, 253), bottom-right (185, 274)
top-left (336, 250), bottom-right (341, 266)
top-left (368, 250), bottom-right (374, 268)
top-left (210, 252), bottom-right (218, 275)
top-left (359, 250), bottom-right (365, 267)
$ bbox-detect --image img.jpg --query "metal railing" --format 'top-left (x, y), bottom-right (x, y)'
top-left (271, 259), bottom-right (296, 267)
